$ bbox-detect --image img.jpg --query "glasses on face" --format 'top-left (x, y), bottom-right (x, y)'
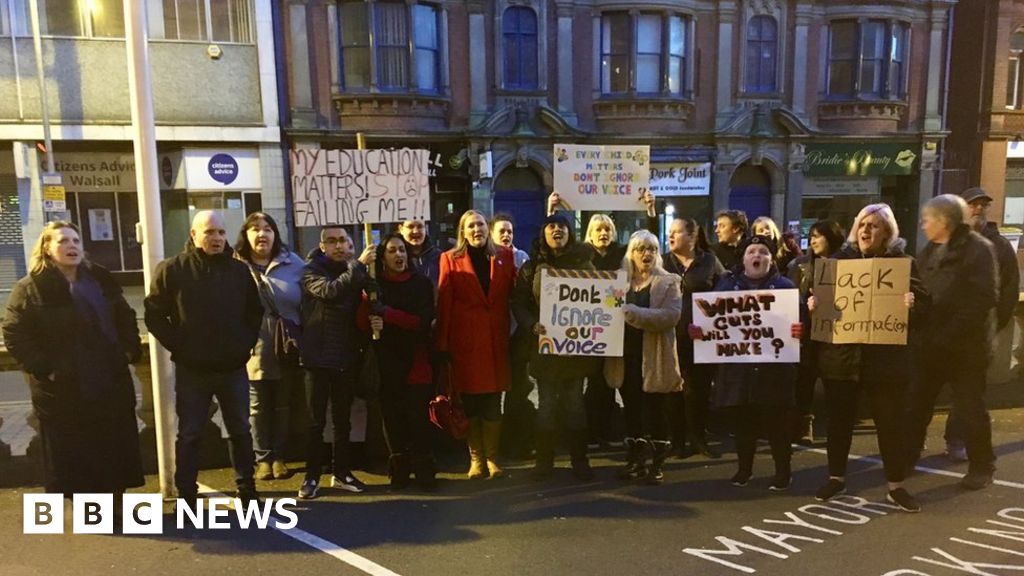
top-left (633, 245), bottom-right (657, 254)
top-left (323, 237), bottom-right (347, 246)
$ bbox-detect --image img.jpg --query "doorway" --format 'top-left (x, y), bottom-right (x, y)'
top-left (493, 167), bottom-right (546, 251)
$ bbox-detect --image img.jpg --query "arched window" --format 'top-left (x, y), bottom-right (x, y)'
top-left (745, 15), bottom-right (778, 93)
top-left (1007, 28), bottom-right (1024, 109)
top-left (503, 7), bottom-right (538, 90)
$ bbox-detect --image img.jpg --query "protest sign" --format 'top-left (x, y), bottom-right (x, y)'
top-left (538, 268), bottom-right (626, 357)
top-left (649, 162), bottom-right (711, 196)
top-left (810, 257), bottom-right (911, 345)
top-left (692, 289), bottom-right (800, 364)
top-left (290, 148), bottom-right (430, 227)
top-left (552, 144), bottom-right (651, 211)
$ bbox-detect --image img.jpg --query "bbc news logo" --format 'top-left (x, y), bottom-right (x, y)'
top-left (24, 494), bottom-right (299, 534)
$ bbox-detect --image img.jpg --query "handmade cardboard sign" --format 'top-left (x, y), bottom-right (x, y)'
top-left (538, 268), bottom-right (626, 357)
top-left (810, 258), bottom-right (911, 345)
top-left (552, 144), bottom-right (651, 211)
top-left (290, 148), bottom-right (430, 226)
top-left (692, 289), bottom-right (801, 363)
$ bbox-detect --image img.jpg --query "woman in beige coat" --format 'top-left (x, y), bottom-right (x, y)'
top-left (605, 230), bottom-right (683, 484)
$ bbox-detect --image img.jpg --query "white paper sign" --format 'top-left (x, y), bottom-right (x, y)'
top-left (290, 148), bottom-right (431, 227)
top-left (88, 209), bottom-right (114, 241)
top-left (553, 144), bottom-right (651, 211)
top-left (691, 289), bottom-right (800, 364)
top-left (538, 268), bottom-right (627, 357)
top-left (649, 162), bottom-right (711, 196)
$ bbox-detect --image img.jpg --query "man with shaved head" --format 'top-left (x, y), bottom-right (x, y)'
top-left (145, 210), bottom-right (265, 505)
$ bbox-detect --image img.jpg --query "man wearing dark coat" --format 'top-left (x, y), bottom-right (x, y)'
top-left (145, 210), bottom-right (264, 503)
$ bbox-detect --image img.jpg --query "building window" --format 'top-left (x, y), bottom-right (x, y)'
top-left (827, 19), bottom-right (910, 100)
top-left (503, 6), bottom-right (537, 90)
top-left (158, 0), bottom-right (253, 43)
top-left (288, 2), bottom-right (312, 109)
top-left (600, 11), bottom-right (688, 97)
top-left (2, 0), bottom-right (125, 37)
top-left (745, 15), bottom-right (777, 94)
top-left (338, 0), bottom-right (443, 94)
top-left (1006, 29), bottom-right (1024, 109)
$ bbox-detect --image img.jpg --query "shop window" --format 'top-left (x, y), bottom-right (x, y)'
top-left (600, 11), bottom-right (688, 97)
top-left (744, 15), bottom-right (778, 94)
top-left (827, 18), bottom-right (909, 100)
top-left (157, 0), bottom-right (254, 43)
top-left (337, 0), bottom-right (444, 94)
top-left (503, 6), bottom-right (538, 90)
top-left (1006, 29), bottom-right (1024, 110)
top-left (2, 0), bottom-right (125, 37)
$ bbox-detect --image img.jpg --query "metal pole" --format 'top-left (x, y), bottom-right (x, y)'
top-left (27, 0), bottom-right (54, 174)
top-left (123, 0), bottom-right (176, 498)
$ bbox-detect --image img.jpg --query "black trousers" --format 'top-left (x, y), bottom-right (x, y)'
top-left (620, 355), bottom-right (669, 440)
top-left (728, 405), bottom-right (790, 472)
top-left (907, 352), bottom-right (995, 473)
top-left (672, 363), bottom-right (715, 445)
top-left (379, 375), bottom-right (434, 459)
top-left (304, 367), bottom-right (355, 480)
top-left (585, 371), bottom-right (618, 441)
top-left (795, 343), bottom-right (819, 417)
top-left (822, 378), bottom-right (909, 483)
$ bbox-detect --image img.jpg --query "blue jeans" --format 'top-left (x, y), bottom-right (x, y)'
top-left (174, 365), bottom-right (254, 496)
top-left (250, 367), bottom-right (300, 463)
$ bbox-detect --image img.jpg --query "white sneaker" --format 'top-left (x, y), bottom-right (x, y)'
top-left (331, 473), bottom-right (367, 493)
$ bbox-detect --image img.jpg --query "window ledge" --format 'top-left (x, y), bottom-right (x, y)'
top-left (818, 99), bottom-right (907, 122)
top-left (332, 92), bottom-right (451, 131)
top-left (593, 97), bottom-right (694, 120)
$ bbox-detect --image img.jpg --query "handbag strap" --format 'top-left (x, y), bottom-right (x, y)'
top-left (248, 265), bottom-right (282, 319)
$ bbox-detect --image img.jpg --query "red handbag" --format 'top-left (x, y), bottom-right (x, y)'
top-left (429, 361), bottom-right (469, 439)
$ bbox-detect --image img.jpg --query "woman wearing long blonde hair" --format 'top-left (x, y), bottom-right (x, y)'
top-left (436, 210), bottom-right (517, 479)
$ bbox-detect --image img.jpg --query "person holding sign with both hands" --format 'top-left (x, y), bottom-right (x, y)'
top-left (808, 204), bottom-right (926, 512)
top-left (689, 235), bottom-right (803, 491)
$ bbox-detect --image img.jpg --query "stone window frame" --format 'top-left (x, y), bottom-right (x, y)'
top-left (738, 1), bottom-right (786, 97)
top-left (333, 0), bottom-right (451, 96)
top-left (1006, 27), bottom-right (1024, 110)
top-left (590, 2), bottom-right (697, 100)
top-left (494, 0), bottom-right (548, 93)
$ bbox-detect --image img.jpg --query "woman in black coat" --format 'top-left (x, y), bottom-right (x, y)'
top-left (786, 220), bottom-right (845, 444)
top-left (691, 235), bottom-right (803, 491)
top-left (663, 217), bottom-right (725, 458)
top-left (2, 221), bottom-right (143, 501)
top-left (909, 194), bottom-right (998, 491)
top-left (359, 232), bottom-right (437, 490)
top-left (809, 204), bottom-right (926, 512)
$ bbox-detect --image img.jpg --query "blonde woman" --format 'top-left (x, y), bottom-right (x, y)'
top-left (436, 210), bottom-right (517, 479)
top-left (604, 230), bottom-right (683, 485)
top-left (751, 216), bottom-right (801, 272)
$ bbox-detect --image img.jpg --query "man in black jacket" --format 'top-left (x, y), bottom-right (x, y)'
top-left (398, 219), bottom-right (442, 287)
top-left (941, 188), bottom-right (1021, 461)
top-left (144, 210), bottom-right (264, 503)
top-left (297, 226), bottom-right (375, 499)
top-left (712, 209), bottom-right (748, 271)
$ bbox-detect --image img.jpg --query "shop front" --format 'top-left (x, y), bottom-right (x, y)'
top-left (648, 149), bottom-right (714, 247)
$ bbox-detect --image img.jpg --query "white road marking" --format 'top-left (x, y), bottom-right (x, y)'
top-left (197, 483), bottom-right (402, 576)
top-left (796, 447), bottom-right (1024, 490)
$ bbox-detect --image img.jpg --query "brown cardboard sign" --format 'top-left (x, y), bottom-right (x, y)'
top-left (811, 258), bottom-right (911, 345)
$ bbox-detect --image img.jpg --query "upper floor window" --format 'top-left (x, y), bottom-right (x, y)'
top-left (0, 0), bottom-right (124, 37)
top-left (338, 0), bottom-right (443, 94)
top-left (600, 11), bottom-right (688, 97)
top-left (158, 0), bottom-right (254, 44)
top-left (744, 15), bottom-right (778, 94)
top-left (503, 6), bottom-right (538, 90)
top-left (1007, 28), bottom-right (1024, 109)
top-left (827, 19), bottom-right (909, 100)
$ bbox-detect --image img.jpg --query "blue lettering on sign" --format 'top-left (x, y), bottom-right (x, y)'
top-left (208, 153), bottom-right (239, 185)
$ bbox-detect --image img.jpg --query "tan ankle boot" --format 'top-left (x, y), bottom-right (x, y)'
top-left (467, 419), bottom-right (486, 479)
top-left (482, 420), bottom-right (504, 479)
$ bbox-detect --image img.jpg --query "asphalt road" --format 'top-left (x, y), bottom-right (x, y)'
top-left (1, 404), bottom-right (1022, 576)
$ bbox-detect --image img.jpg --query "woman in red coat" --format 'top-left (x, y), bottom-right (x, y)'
top-left (436, 210), bottom-right (517, 479)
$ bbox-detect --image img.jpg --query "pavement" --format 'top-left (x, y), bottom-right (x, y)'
top-left (0, 391), bottom-right (1022, 576)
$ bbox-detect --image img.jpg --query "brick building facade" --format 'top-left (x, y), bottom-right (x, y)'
top-left (283, 0), bottom-right (956, 251)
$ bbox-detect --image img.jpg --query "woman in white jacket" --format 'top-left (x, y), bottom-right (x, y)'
top-left (605, 230), bottom-right (683, 485)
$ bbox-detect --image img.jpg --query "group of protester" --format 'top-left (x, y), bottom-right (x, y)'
top-left (2, 184), bottom-right (1014, 516)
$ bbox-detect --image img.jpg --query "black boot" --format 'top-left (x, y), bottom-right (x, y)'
top-left (645, 440), bottom-right (671, 485)
top-left (570, 430), bottom-right (594, 481)
top-left (236, 480), bottom-right (261, 504)
top-left (531, 429), bottom-right (556, 481)
top-left (618, 437), bottom-right (641, 479)
top-left (412, 454), bottom-right (437, 491)
top-left (388, 453), bottom-right (412, 489)
top-left (732, 436), bottom-right (755, 486)
top-left (690, 433), bottom-right (721, 459)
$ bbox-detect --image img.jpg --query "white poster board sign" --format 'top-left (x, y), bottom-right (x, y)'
top-left (538, 268), bottom-right (627, 357)
top-left (290, 148), bottom-right (431, 227)
top-left (691, 289), bottom-right (801, 363)
top-left (553, 144), bottom-right (651, 211)
top-left (649, 162), bottom-right (711, 196)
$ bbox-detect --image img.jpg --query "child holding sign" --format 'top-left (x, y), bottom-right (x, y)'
top-left (690, 235), bottom-right (803, 491)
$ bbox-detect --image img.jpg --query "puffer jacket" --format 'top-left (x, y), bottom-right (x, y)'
top-left (713, 270), bottom-right (798, 408)
top-left (604, 271), bottom-right (684, 393)
top-left (244, 250), bottom-right (305, 381)
top-left (299, 249), bottom-right (370, 372)
top-left (512, 241), bottom-right (601, 382)
top-left (816, 240), bottom-right (929, 384)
